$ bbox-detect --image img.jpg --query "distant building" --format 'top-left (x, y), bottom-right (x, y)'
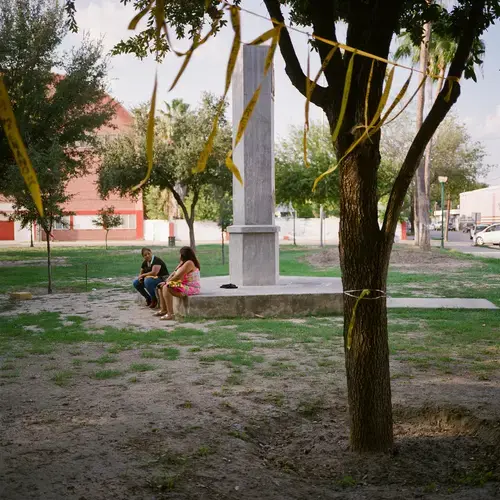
top-left (459, 185), bottom-right (500, 226)
top-left (0, 99), bottom-right (144, 243)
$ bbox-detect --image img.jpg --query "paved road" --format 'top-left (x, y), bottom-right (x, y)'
top-left (406, 230), bottom-right (500, 258)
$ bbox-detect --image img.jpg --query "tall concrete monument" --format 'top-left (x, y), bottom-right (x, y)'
top-left (228, 44), bottom-right (279, 286)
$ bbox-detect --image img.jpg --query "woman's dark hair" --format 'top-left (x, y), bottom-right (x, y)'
top-left (141, 247), bottom-right (152, 257)
top-left (180, 246), bottom-right (200, 270)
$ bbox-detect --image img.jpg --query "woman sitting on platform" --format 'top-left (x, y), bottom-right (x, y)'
top-left (154, 246), bottom-right (201, 321)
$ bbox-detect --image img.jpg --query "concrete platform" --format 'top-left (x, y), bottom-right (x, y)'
top-left (174, 276), bottom-right (344, 318)
top-left (173, 276), bottom-right (497, 318)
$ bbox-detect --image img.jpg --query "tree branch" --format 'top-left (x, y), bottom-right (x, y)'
top-left (263, 0), bottom-right (329, 109)
top-left (310, 1), bottom-right (345, 109)
top-left (165, 179), bottom-right (190, 222)
top-left (189, 188), bottom-right (200, 224)
top-left (382, 0), bottom-right (486, 241)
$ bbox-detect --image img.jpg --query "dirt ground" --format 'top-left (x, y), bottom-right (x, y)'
top-left (307, 245), bottom-right (475, 272)
top-left (1, 289), bottom-right (499, 499)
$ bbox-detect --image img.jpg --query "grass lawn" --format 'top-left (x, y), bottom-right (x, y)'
top-left (1, 244), bottom-right (499, 498)
top-left (0, 243), bottom-right (499, 305)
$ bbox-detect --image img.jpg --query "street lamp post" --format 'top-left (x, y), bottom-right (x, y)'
top-left (438, 176), bottom-right (448, 249)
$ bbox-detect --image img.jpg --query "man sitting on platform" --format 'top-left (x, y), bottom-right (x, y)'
top-left (133, 247), bottom-right (169, 308)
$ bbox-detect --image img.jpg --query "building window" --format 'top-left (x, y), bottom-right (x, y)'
top-left (53, 216), bottom-right (70, 230)
top-left (119, 214), bottom-right (136, 230)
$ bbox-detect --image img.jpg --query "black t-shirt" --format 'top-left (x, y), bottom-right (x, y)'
top-left (141, 256), bottom-right (169, 279)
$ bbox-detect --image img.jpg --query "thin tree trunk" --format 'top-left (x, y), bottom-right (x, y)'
top-left (415, 21), bottom-right (432, 251)
top-left (221, 229), bottom-right (225, 264)
top-left (187, 218), bottom-right (196, 250)
top-left (424, 82), bottom-right (434, 197)
top-left (105, 230), bottom-right (109, 250)
top-left (45, 230), bottom-right (53, 294)
top-left (30, 222), bottom-right (34, 248)
top-left (445, 195), bottom-right (451, 241)
top-left (413, 183), bottom-right (419, 245)
top-left (339, 148), bottom-right (393, 453)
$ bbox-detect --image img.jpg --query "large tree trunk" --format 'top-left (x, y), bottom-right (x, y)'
top-left (45, 230), bottom-right (53, 294)
top-left (415, 22), bottom-right (432, 251)
top-left (339, 145), bottom-right (393, 453)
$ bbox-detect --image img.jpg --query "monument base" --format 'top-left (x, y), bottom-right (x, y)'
top-left (173, 275), bottom-right (344, 318)
top-left (228, 225), bottom-right (279, 286)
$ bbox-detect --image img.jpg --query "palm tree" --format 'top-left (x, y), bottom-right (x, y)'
top-left (395, 32), bottom-right (484, 244)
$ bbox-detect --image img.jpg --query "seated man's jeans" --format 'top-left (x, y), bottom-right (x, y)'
top-left (133, 277), bottom-right (163, 303)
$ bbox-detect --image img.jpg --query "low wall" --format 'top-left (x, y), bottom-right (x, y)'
top-left (145, 217), bottom-right (404, 245)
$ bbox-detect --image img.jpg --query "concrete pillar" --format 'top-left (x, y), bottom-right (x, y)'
top-left (228, 44), bottom-right (279, 286)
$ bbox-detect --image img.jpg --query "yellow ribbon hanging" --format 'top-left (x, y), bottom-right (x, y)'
top-left (225, 24), bottom-right (281, 181)
top-left (0, 76), bottom-right (44, 217)
top-left (132, 72), bottom-right (158, 191)
top-left (346, 289), bottom-right (371, 350)
top-left (194, 5), bottom-right (242, 181)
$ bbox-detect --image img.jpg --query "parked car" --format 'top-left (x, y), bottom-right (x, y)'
top-left (474, 223), bottom-right (500, 246)
top-left (470, 224), bottom-right (489, 240)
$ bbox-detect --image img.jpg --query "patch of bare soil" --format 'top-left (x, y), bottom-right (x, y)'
top-left (308, 244), bottom-right (475, 273)
top-left (1, 293), bottom-right (499, 499)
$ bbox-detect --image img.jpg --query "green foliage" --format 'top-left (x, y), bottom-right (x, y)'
top-left (98, 93), bottom-right (232, 246)
top-left (0, 0), bottom-right (114, 291)
top-left (379, 113), bottom-right (489, 209)
top-left (275, 123), bottom-right (340, 217)
top-left (0, 0), bottom-right (115, 218)
top-left (428, 117), bottom-right (489, 206)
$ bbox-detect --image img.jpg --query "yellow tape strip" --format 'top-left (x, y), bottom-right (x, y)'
top-left (225, 25), bottom-right (281, 182)
top-left (444, 76), bottom-right (460, 103)
top-left (132, 72), bottom-right (158, 191)
top-left (346, 289), bottom-right (370, 350)
top-left (194, 5), bottom-right (241, 177)
top-left (128, 0), bottom-right (153, 30)
top-left (369, 70), bottom-right (413, 136)
top-left (0, 76), bottom-right (44, 217)
top-left (313, 66), bottom-right (395, 191)
top-left (168, 32), bottom-right (201, 91)
top-left (383, 74), bottom-right (427, 127)
top-left (364, 60), bottom-right (375, 133)
top-left (303, 48), bottom-right (311, 169)
top-left (331, 50), bottom-right (356, 142)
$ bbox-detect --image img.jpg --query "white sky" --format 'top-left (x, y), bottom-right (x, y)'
top-left (62, 0), bottom-right (500, 186)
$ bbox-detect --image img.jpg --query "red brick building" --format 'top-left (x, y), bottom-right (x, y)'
top-left (1, 99), bottom-right (144, 242)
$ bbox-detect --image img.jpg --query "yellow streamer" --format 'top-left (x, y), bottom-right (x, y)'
top-left (346, 289), bottom-right (370, 350)
top-left (132, 72), bottom-right (157, 191)
top-left (369, 70), bottom-right (413, 136)
top-left (444, 76), bottom-right (460, 103)
top-left (168, 32), bottom-right (201, 91)
top-left (303, 45), bottom-right (338, 170)
top-left (303, 48), bottom-right (311, 168)
top-left (194, 5), bottom-right (241, 177)
top-left (128, 0), bottom-right (153, 30)
top-left (225, 25), bottom-right (281, 181)
top-left (383, 75), bottom-right (427, 127)
top-left (331, 50), bottom-right (356, 142)
top-left (0, 76), bottom-right (44, 217)
top-left (313, 66), bottom-right (395, 191)
top-left (364, 60), bottom-right (375, 132)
